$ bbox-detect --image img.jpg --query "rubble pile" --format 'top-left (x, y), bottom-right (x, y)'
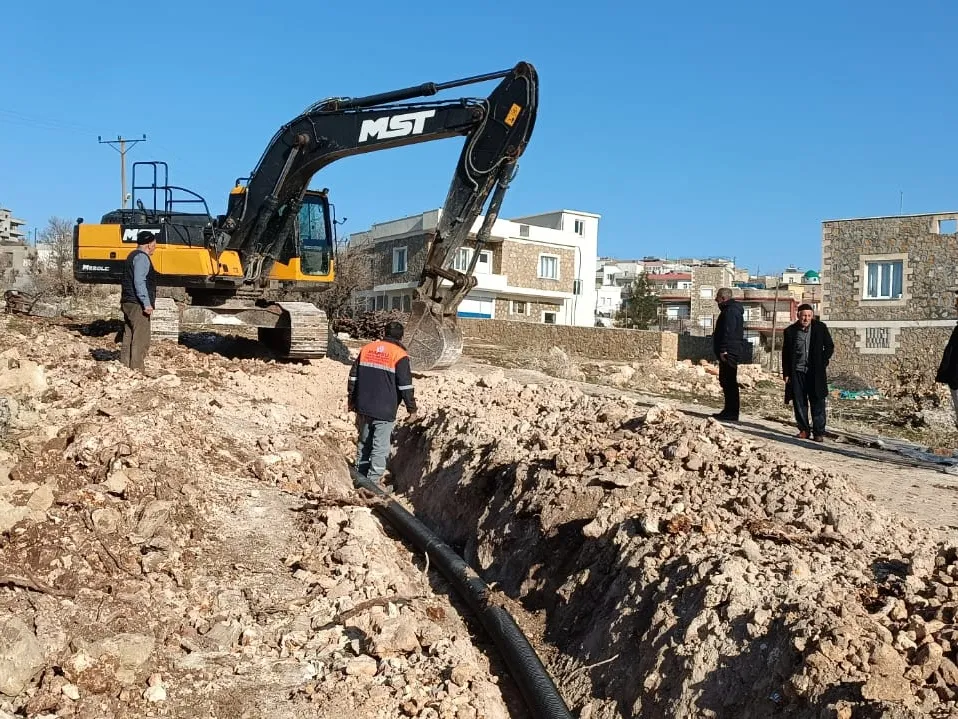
top-left (0, 318), bottom-right (514, 719)
top-left (392, 371), bottom-right (954, 718)
top-left (578, 356), bottom-right (777, 399)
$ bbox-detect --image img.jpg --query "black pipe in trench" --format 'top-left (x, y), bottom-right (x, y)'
top-left (353, 474), bottom-right (574, 719)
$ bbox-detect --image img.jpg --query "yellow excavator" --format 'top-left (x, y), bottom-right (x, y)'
top-left (73, 62), bottom-right (538, 370)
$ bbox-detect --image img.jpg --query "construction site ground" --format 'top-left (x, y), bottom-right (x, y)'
top-left (1, 313), bottom-right (958, 718)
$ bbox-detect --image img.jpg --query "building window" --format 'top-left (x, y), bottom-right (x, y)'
top-left (573, 279), bottom-right (582, 295)
top-left (452, 247), bottom-right (471, 272)
top-left (402, 294), bottom-right (412, 312)
top-left (543, 311), bottom-right (557, 324)
top-left (376, 295), bottom-right (385, 310)
top-left (476, 250), bottom-right (491, 274)
top-left (512, 300), bottom-right (527, 315)
top-left (864, 327), bottom-right (891, 349)
top-left (538, 254), bottom-right (559, 280)
top-left (573, 219), bottom-right (585, 236)
top-left (519, 224), bottom-right (530, 238)
top-left (391, 295), bottom-right (401, 310)
top-left (367, 297), bottom-right (376, 312)
top-left (392, 246), bottom-right (408, 274)
top-left (864, 260), bottom-right (903, 300)
top-left (699, 286), bottom-right (714, 299)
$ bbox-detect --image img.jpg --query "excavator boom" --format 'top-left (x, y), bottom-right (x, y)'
top-left (217, 62), bottom-right (538, 369)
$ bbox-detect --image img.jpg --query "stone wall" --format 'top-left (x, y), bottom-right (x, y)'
top-left (492, 298), bottom-right (562, 323)
top-left (364, 233), bottom-right (429, 286)
top-left (829, 326), bottom-right (952, 389)
top-left (822, 214), bottom-right (958, 322)
top-left (821, 213), bottom-right (958, 382)
top-left (460, 319), bottom-right (677, 362)
top-left (499, 242), bottom-right (574, 293)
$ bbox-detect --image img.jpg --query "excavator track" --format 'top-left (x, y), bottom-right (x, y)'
top-left (257, 301), bottom-right (329, 360)
top-left (151, 298), bottom-right (180, 342)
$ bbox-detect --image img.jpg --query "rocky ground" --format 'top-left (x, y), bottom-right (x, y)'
top-left (465, 342), bottom-right (958, 451)
top-left (0, 314), bottom-right (957, 718)
top-left (0, 316), bottom-right (517, 719)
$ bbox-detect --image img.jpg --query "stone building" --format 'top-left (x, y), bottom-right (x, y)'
top-left (350, 208), bottom-right (599, 326)
top-left (820, 212), bottom-right (958, 385)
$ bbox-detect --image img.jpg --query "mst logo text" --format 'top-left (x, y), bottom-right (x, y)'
top-left (358, 110), bottom-right (436, 143)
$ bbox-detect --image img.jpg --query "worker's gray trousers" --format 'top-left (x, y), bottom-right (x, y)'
top-left (951, 388), bottom-right (958, 429)
top-left (355, 417), bottom-right (395, 483)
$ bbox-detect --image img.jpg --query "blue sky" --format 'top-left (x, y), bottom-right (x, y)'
top-left (2, 0), bottom-right (956, 275)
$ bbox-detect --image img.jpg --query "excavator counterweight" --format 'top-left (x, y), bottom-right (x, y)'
top-left (73, 63), bottom-right (539, 370)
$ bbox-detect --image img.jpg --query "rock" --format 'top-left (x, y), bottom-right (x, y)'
top-left (26, 485), bottom-right (54, 514)
top-left (370, 619), bottom-right (420, 657)
top-left (479, 370), bottom-right (505, 388)
top-left (345, 656), bottom-right (378, 677)
top-left (80, 633), bottom-right (155, 672)
top-left (62, 683), bottom-right (80, 700)
top-left (104, 471), bottom-right (129, 495)
top-left (91, 507), bottom-right (122, 535)
top-left (0, 499), bottom-right (29, 533)
top-left (132, 500), bottom-right (173, 541)
top-left (860, 674), bottom-right (912, 702)
top-left (144, 684), bottom-right (167, 702)
top-left (204, 621), bottom-right (242, 650)
top-left (914, 642), bottom-right (943, 680)
top-left (0, 615), bottom-right (44, 696)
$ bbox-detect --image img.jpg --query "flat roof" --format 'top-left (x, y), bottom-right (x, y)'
top-left (822, 212), bottom-right (958, 223)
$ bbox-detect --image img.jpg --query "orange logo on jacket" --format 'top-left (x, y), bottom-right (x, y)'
top-left (359, 341), bottom-right (408, 371)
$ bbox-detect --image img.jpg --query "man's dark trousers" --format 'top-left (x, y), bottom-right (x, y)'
top-left (718, 357), bottom-right (740, 419)
top-left (790, 370), bottom-right (825, 436)
top-left (120, 302), bottom-right (151, 370)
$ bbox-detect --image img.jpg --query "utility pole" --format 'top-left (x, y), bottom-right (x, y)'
top-left (768, 283), bottom-right (780, 372)
top-left (98, 134), bottom-right (147, 209)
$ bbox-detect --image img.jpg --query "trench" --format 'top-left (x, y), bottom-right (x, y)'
top-left (385, 410), bottom-right (901, 719)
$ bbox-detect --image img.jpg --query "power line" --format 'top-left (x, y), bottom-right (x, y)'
top-left (98, 135), bottom-right (147, 210)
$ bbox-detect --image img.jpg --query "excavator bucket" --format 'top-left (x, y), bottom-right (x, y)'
top-left (404, 299), bottom-right (463, 372)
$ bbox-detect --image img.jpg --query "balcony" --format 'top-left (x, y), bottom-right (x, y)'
top-left (473, 272), bottom-right (509, 292)
top-left (439, 272), bottom-right (509, 292)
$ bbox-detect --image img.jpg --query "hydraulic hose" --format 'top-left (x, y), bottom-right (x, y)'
top-left (353, 474), bottom-right (573, 719)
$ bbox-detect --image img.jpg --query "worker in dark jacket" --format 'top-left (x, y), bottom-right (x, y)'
top-left (782, 304), bottom-right (834, 442)
top-left (935, 289), bottom-right (958, 428)
top-left (119, 231), bottom-right (158, 371)
top-left (712, 288), bottom-right (745, 421)
top-left (348, 321), bottom-right (418, 483)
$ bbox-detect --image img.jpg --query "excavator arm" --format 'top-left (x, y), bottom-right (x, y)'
top-left (215, 61), bottom-right (538, 370)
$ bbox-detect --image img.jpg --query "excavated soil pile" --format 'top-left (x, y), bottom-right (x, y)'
top-left (0, 319), bottom-right (516, 719)
top-left (392, 370), bottom-right (956, 718)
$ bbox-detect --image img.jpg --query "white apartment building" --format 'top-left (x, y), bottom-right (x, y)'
top-left (351, 208), bottom-right (600, 326)
top-left (0, 208), bottom-right (25, 244)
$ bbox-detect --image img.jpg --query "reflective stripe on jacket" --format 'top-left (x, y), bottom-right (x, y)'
top-left (348, 338), bottom-right (417, 421)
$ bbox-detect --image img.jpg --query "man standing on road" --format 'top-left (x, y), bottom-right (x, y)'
top-left (782, 304), bottom-right (834, 442)
top-left (119, 231), bottom-right (158, 372)
top-left (935, 288), bottom-right (958, 428)
top-left (712, 287), bottom-right (745, 421)
top-left (348, 321), bottom-right (418, 484)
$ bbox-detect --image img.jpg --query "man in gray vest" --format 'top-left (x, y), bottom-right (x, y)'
top-left (119, 231), bottom-right (158, 371)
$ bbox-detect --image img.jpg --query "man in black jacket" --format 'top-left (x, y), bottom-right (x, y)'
top-left (935, 289), bottom-right (958, 428)
top-left (348, 321), bottom-right (418, 483)
top-left (782, 304), bottom-right (834, 442)
top-left (712, 288), bottom-right (744, 421)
